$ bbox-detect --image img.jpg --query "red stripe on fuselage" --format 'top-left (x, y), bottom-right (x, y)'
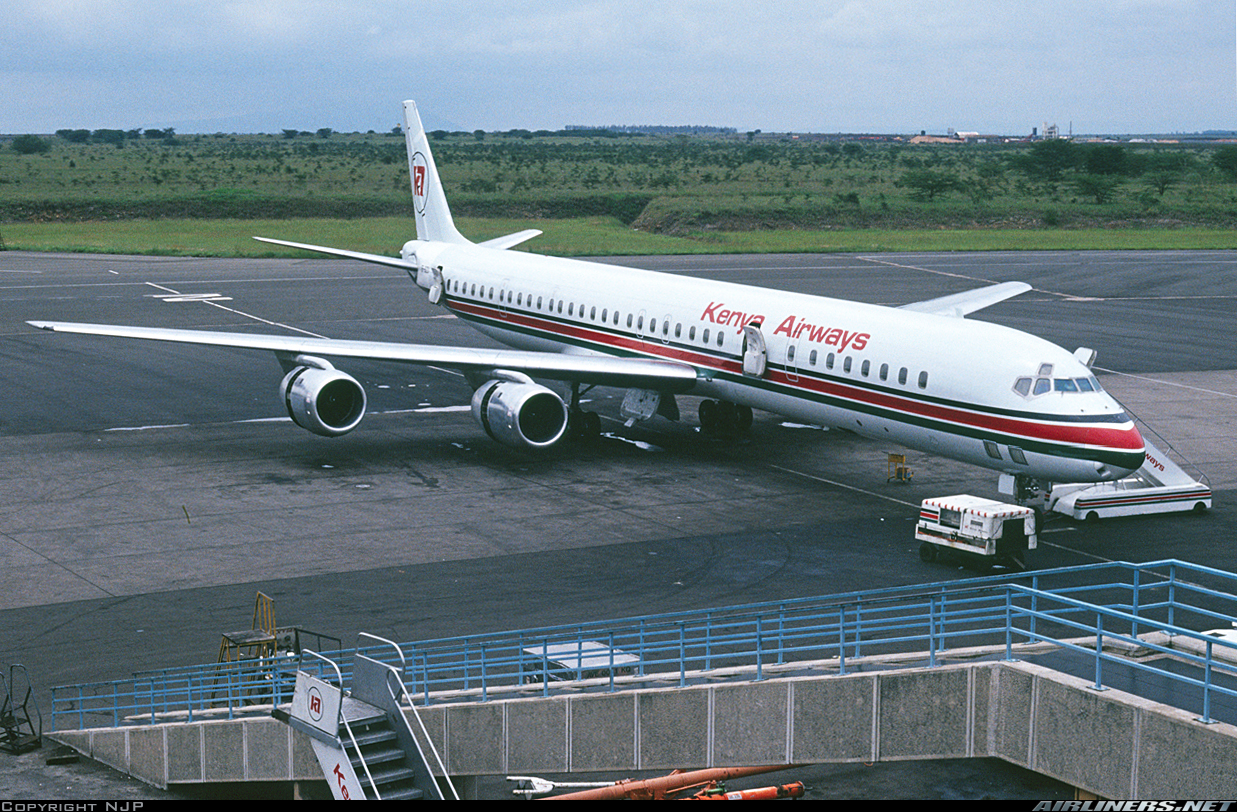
top-left (446, 297), bottom-right (1140, 455)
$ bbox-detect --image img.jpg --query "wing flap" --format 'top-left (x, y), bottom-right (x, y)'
top-left (900, 281), bottom-right (1032, 317)
top-left (28, 321), bottom-right (699, 393)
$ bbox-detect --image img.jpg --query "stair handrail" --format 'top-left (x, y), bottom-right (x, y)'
top-left (357, 632), bottom-right (406, 674)
top-left (302, 649), bottom-right (382, 800)
top-left (384, 665), bottom-right (459, 800)
top-left (358, 633), bottom-right (459, 800)
top-left (1124, 404), bottom-right (1212, 487)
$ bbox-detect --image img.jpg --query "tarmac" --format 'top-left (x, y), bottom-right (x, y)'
top-left (1, 249), bottom-right (1234, 799)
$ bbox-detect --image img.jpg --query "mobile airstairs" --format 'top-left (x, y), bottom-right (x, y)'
top-left (276, 634), bottom-right (458, 800)
top-left (1046, 428), bottom-right (1212, 521)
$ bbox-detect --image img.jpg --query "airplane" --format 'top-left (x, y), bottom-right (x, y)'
top-left (29, 100), bottom-right (1145, 488)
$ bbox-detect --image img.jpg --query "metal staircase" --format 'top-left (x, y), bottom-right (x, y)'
top-left (0, 664), bottom-right (42, 755)
top-left (276, 634), bottom-right (456, 800)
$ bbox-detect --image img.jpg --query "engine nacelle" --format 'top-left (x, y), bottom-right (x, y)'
top-left (471, 379), bottom-right (569, 451)
top-left (280, 365), bottom-right (367, 437)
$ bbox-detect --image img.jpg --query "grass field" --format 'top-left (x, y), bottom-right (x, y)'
top-left (3, 129), bottom-right (1236, 256)
top-left (2, 216), bottom-right (1236, 257)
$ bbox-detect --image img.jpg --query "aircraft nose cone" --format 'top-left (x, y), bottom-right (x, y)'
top-left (1095, 422), bottom-right (1145, 480)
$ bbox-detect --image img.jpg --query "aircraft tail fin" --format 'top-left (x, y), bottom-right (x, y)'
top-left (403, 100), bottom-right (468, 245)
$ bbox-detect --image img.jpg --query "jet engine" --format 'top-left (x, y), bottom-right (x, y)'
top-left (280, 364), bottom-right (366, 437)
top-left (471, 379), bottom-right (569, 451)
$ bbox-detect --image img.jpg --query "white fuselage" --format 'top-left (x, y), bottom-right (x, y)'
top-left (407, 239), bottom-right (1145, 483)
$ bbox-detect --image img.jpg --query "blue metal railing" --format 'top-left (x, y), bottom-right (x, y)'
top-left (50, 560), bottom-right (1237, 731)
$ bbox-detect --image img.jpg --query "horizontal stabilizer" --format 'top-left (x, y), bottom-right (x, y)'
top-left (479, 229), bottom-right (543, 250)
top-left (901, 281), bottom-right (1032, 317)
top-left (253, 237), bottom-right (417, 270)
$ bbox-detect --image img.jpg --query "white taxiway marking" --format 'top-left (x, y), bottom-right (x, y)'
top-left (1095, 367), bottom-right (1237, 399)
top-left (143, 281), bottom-right (326, 338)
top-left (769, 464), bottom-right (918, 509)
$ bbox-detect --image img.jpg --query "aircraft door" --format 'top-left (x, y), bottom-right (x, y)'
top-left (742, 322), bottom-right (767, 378)
top-left (785, 339), bottom-right (801, 384)
top-left (498, 278), bottom-right (511, 319)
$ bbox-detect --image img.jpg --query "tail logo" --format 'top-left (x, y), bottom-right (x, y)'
top-left (411, 151), bottom-right (429, 215)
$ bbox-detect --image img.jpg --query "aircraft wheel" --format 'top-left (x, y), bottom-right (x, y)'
top-left (735, 404), bottom-right (753, 431)
top-left (698, 399), bottom-right (719, 431)
top-left (570, 410), bottom-right (601, 441)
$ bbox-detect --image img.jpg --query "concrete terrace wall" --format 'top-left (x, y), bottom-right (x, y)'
top-left (51, 659), bottom-right (1237, 799)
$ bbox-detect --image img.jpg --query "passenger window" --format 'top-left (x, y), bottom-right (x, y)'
top-left (843, 356), bottom-right (852, 373)
top-left (898, 367), bottom-right (907, 385)
top-left (537, 296), bottom-right (543, 309)
top-left (717, 332), bottom-right (724, 347)
top-left (689, 326), bottom-right (696, 340)
top-left (702, 328), bottom-right (710, 344)
top-left (601, 308), bottom-right (607, 322)
top-left (788, 345), bottom-right (796, 362)
top-left (827, 353), bottom-right (835, 370)
top-left (809, 349), bottom-right (818, 365)
top-left (650, 318), bottom-right (657, 333)
top-left (879, 363), bottom-right (888, 381)
top-left (627, 314), bottom-right (633, 328)
top-left (590, 306), bottom-right (596, 320)
top-left (918, 371), bottom-right (929, 389)
top-left (675, 323), bottom-right (681, 338)
top-left (569, 303), bottom-right (574, 316)
top-left (861, 360), bottom-right (870, 377)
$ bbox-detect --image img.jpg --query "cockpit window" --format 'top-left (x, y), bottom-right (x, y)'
top-left (1014, 370), bottom-right (1105, 399)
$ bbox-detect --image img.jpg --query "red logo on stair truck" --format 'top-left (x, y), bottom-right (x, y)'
top-left (308, 686), bottom-right (323, 721)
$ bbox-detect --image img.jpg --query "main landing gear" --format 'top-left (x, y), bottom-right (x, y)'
top-left (568, 382), bottom-right (602, 441)
top-left (698, 399), bottom-right (753, 434)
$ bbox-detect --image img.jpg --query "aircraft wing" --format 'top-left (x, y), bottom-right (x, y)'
top-left (27, 321), bottom-right (700, 393)
top-left (899, 281), bottom-right (1032, 317)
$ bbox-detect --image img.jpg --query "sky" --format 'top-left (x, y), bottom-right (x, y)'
top-left (2, 1), bottom-right (1233, 135)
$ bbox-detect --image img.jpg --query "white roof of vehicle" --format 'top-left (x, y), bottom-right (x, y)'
top-left (523, 641), bottom-right (640, 669)
top-left (921, 494), bottom-right (1034, 519)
